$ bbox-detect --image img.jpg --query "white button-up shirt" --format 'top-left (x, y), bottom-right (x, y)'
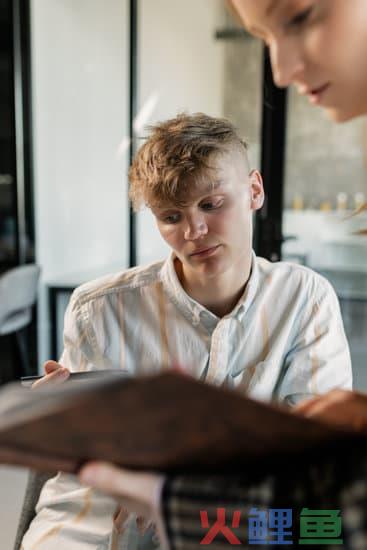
top-left (22, 252), bottom-right (352, 549)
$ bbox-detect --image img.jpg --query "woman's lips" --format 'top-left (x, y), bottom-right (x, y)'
top-left (307, 82), bottom-right (331, 105)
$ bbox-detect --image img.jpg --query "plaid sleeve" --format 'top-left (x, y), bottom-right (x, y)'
top-left (162, 446), bottom-right (367, 549)
top-left (162, 472), bottom-right (279, 549)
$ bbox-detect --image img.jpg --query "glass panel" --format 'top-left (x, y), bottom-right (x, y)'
top-left (0, 0), bottom-right (16, 268)
top-left (136, 0), bottom-right (263, 264)
top-left (282, 87), bottom-right (367, 390)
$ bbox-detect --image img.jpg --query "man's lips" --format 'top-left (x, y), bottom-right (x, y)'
top-left (189, 245), bottom-right (220, 257)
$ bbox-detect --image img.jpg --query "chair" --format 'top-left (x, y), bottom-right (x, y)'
top-left (0, 264), bottom-right (40, 378)
top-left (14, 471), bottom-right (54, 550)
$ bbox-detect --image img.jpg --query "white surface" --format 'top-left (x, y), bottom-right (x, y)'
top-left (137, 0), bottom-right (225, 264)
top-left (31, 0), bottom-right (225, 363)
top-left (31, 0), bottom-right (129, 363)
top-left (283, 210), bottom-right (367, 272)
top-left (0, 466), bottom-right (28, 549)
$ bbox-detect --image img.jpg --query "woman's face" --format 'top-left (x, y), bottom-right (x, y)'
top-left (232, 0), bottom-right (367, 122)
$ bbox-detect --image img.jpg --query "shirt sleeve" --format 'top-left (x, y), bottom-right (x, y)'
top-left (21, 473), bottom-right (119, 549)
top-left (278, 277), bottom-right (352, 404)
top-left (58, 290), bottom-right (101, 372)
top-left (21, 294), bottom-right (144, 549)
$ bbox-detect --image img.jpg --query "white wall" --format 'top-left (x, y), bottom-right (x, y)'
top-left (31, 0), bottom-right (225, 363)
top-left (31, 0), bottom-right (129, 363)
top-left (137, 0), bottom-right (225, 264)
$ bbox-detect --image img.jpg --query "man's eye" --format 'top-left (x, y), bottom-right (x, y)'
top-left (201, 200), bottom-right (223, 211)
top-left (164, 213), bottom-right (181, 224)
top-left (288, 6), bottom-right (313, 27)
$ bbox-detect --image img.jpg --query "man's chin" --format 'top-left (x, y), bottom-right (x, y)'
top-left (189, 257), bottom-right (225, 277)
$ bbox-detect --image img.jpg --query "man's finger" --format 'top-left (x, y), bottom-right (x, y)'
top-left (136, 516), bottom-right (152, 535)
top-left (32, 367), bottom-right (70, 388)
top-left (44, 360), bottom-right (64, 374)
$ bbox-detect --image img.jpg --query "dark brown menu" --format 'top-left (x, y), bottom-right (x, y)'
top-left (0, 371), bottom-right (362, 474)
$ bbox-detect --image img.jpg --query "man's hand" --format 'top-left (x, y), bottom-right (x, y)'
top-left (294, 389), bottom-right (367, 433)
top-left (32, 360), bottom-right (70, 388)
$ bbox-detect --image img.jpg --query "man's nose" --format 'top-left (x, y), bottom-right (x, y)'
top-left (184, 214), bottom-right (208, 240)
top-left (269, 40), bottom-right (305, 88)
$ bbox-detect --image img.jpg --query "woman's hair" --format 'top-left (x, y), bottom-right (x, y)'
top-left (129, 112), bottom-right (248, 211)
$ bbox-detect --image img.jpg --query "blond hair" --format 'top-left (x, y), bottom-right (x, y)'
top-left (129, 112), bottom-right (248, 210)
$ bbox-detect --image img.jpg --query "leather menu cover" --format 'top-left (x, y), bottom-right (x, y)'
top-left (0, 371), bottom-right (360, 474)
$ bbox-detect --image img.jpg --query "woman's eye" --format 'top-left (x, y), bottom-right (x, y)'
top-left (288, 6), bottom-right (313, 27)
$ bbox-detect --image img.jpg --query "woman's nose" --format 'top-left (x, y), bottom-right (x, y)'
top-left (269, 39), bottom-right (305, 88)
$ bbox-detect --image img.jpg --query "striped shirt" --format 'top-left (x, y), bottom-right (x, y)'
top-left (22, 252), bottom-right (352, 550)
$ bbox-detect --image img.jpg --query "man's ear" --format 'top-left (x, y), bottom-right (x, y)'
top-left (249, 170), bottom-right (264, 211)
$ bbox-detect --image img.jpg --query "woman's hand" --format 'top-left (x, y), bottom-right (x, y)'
top-left (79, 462), bottom-right (168, 547)
top-left (294, 389), bottom-right (367, 433)
top-left (79, 462), bottom-right (163, 518)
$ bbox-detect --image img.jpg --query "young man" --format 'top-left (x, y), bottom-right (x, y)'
top-left (22, 113), bottom-right (351, 549)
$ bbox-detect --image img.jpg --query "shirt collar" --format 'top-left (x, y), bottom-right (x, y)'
top-left (159, 250), bottom-right (260, 327)
top-left (160, 252), bottom-right (206, 327)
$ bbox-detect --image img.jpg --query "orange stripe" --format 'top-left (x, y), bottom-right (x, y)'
top-left (260, 305), bottom-right (270, 361)
top-left (310, 302), bottom-right (321, 395)
top-left (74, 488), bottom-right (92, 523)
top-left (30, 488), bottom-right (93, 548)
top-left (235, 305), bottom-right (270, 392)
top-left (156, 282), bottom-right (170, 367)
top-left (30, 525), bottom-right (64, 549)
top-left (117, 294), bottom-right (126, 370)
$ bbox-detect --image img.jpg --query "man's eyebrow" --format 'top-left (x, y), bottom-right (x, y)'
top-left (153, 182), bottom-right (227, 212)
top-left (202, 180), bottom-right (226, 193)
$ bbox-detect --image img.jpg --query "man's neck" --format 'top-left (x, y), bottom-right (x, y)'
top-left (175, 257), bottom-right (252, 318)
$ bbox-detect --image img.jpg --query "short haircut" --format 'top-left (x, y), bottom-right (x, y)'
top-left (129, 112), bottom-right (249, 211)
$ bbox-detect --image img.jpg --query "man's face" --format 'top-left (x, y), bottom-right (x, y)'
top-left (232, 0), bottom-right (367, 122)
top-left (151, 150), bottom-right (264, 282)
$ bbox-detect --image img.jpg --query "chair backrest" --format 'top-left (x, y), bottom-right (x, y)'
top-left (13, 470), bottom-right (54, 550)
top-left (0, 265), bottom-right (41, 332)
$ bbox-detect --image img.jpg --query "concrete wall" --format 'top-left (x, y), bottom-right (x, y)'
top-left (286, 88), bottom-right (367, 210)
top-left (222, 35), bottom-right (263, 171)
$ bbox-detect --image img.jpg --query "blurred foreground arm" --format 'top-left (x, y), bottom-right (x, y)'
top-left (79, 463), bottom-right (169, 548)
top-left (294, 389), bottom-right (367, 433)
